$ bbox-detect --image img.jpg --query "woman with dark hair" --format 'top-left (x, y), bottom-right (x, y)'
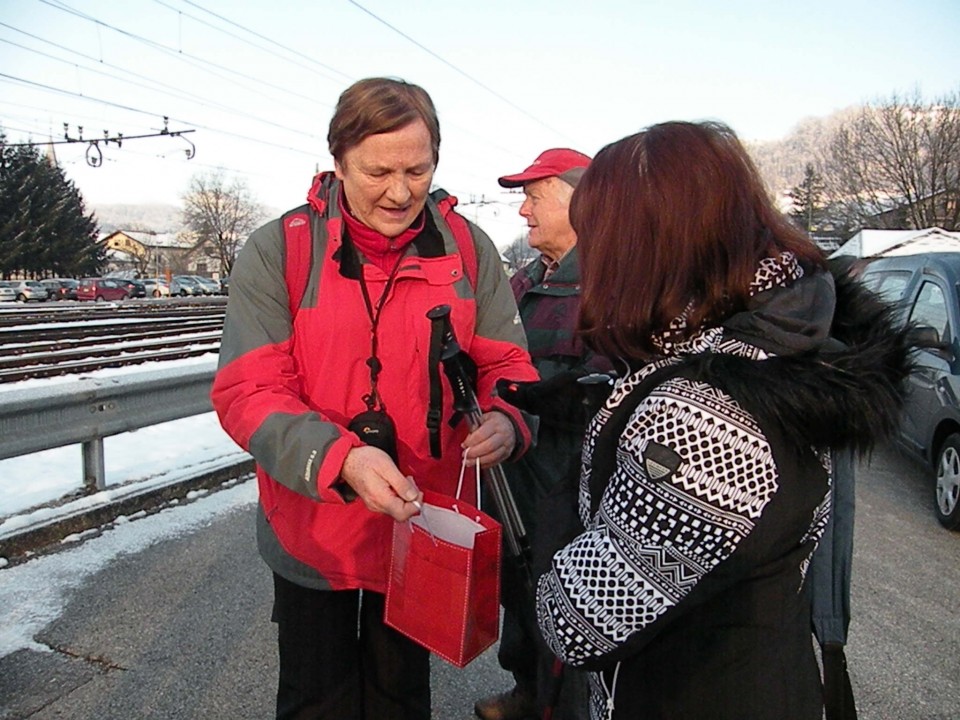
top-left (213, 77), bottom-right (538, 720)
top-left (535, 121), bottom-right (913, 719)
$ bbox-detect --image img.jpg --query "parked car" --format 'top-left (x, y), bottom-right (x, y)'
top-left (0, 282), bottom-right (17, 302)
top-left (190, 275), bottom-right (222, 295)
top-left (141, 277), bottom-right (171, 297)
top-left (114, 278), bottom-right (147, 298)
top-left (859, 252), bottom-right (960, 529)
top-left (170, 275), bottom-right (205, 297)
top-left (4, 280), bottom-right (49, 302)
top-left (76, 277), bottom-right (130, 302)
top-left (40, 278), bottom-right (79, 301)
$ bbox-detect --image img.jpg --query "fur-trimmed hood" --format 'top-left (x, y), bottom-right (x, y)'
top-left (696, 259), bottom-right (915, 455)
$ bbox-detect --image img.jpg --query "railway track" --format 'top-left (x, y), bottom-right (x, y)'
top-left (0, 297), bottom-right (226, 383)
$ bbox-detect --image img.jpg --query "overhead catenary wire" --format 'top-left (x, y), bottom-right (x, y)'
top-left (9, 1), bottom-right (577, 162)
top-left (0, 73), bottom-right (321, 157)
top-left (176, 0), bottom-right (354, 85)
top-left (21, 7), bottom-right (338, 120)
top-left (0, 0), bottom-right (574, 239)
top-left (0, 35), bottom-right (327, 145)
top-left (1, 7), bottom-right (541, 191)
top-left (345, 0), bottom-right (580, 147)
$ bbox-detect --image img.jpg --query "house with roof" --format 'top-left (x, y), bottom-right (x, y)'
top-left (101, 230), bottom-right (226, 279)
top-left (829, 227), bottom-right (960, 260)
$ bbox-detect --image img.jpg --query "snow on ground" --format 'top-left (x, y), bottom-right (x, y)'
top-left (0, 477), bottom-right (256, 658)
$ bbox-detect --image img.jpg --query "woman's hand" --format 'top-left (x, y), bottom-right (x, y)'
top-left (340, 446), bottom-right (423, 521)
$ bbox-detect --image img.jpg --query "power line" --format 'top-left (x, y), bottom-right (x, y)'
top-left (346, 0), bottom-right (578, 145)
top-left (0, 73), bottom-right (320, 157)
top-left (13, 1), bottom-right (552, 164)
top-left (159, 0), bottom-right (573, 157)
top-left (27, 5), bottom-right (338, 119)
top-left (1, 0), bottom-right (547, 235)
top-left (0, 34), bottom-right (326, 143)
top-left (176, 0), bottom-right (353, 84)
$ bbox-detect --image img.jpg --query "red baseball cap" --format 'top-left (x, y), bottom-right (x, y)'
top-left (498, 148), bottom-right (592, 189)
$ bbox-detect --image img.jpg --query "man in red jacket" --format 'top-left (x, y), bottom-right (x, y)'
top-left (212, 77), bottom-right (538, 720)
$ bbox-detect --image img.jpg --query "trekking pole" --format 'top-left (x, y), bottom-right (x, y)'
top-left (426, 304), bottom-right (534, 590)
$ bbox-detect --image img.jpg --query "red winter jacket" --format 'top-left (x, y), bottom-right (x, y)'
top-left (211, 173), bottom-right (537, 592)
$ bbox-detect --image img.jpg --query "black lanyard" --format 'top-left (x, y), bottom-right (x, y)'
top-left (356, 251), bottom-right (405, 412)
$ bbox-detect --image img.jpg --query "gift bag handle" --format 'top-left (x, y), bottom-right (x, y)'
top-left (455, 448), bottom-right (482, 511)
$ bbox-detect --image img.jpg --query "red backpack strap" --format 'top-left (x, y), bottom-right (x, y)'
top-left (282, 207), bottom-right (312, 318)
top-left (283, 171), bottom-right (339, 318)
top-left (434, 192), bottom-right (478, 291)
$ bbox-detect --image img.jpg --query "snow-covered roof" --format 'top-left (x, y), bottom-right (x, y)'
top-left (98, 230), bottom-right (187, 249)
top-left (830, 227), bottom-right (960, 259)
top-left (122, 231), bottom-right (185, 248)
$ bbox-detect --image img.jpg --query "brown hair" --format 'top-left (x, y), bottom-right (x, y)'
top-left (327, 77), bottom-right (440, 165)
top-left (571, 120), bottom-right (826, 362)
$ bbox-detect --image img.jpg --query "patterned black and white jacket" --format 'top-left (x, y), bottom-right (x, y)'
top-left (535, 253), bottom-right (913, 720)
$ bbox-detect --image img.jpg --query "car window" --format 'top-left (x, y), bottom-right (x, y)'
top-left (861, 269), bottom-right (913, 303)
top-left (909, 281), bottom-right (951, 344)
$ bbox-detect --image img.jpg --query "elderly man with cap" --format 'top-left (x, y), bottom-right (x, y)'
top-left (475, 148), bottom-right (603, 720)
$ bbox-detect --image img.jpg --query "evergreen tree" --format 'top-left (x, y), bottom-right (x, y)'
top-left (0, 134), bottom-right (104, 278)
top-left (787, 163), bottom-right (827, 233)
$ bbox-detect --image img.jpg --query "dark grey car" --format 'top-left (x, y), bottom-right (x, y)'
top-left (860, 252), bottom-right (960, 529)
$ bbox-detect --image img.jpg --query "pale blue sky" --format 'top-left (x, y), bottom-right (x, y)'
top-left (2, 0), bottom-right (958, 246)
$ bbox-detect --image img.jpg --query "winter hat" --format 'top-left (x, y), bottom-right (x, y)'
top-left (498, 148), bottom-right (592, 189)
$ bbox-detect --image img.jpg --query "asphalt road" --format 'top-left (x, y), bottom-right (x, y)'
top-left (1, 443), bottom-right (957, 720)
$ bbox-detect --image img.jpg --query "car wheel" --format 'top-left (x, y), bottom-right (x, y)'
top-left (935, 433), bottom-right (960, 530)
top-left (153, 290), bottom-right (161, 298)
top-left (16, 293), bottom-right (26, 302)
top-left (95, 295), bottom-right (105, 302)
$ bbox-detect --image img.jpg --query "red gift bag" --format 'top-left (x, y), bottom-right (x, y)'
top-left (384, 488), bottom-right (502, 668)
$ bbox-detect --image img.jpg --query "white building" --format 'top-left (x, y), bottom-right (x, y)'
top-left (830, 227), bottom-right (960, 259)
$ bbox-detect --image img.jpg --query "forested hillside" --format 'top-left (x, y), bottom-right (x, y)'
top-left (91, 204), bottom-right (183, 234)
top-left (746, 107), bottom-right (857, 200)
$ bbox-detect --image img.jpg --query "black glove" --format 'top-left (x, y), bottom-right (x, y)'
top-left (496, 370), bottom-right (615, 431)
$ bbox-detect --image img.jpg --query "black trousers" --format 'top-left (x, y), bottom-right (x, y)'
top-left (271, 573), bottom-right (431, 720)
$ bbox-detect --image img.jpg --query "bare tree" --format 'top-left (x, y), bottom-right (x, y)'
top-left (821, 88), bottom-right (960, 231)
top-left (181, 171), bottom-right (264, 276)
top-left (501, 233), bottom-right (538, 275)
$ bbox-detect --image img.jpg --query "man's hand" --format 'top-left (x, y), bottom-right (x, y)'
top-left (340, 445), bottom-right (423, 521)
top-left (463, 410), bottom-right (517, 468)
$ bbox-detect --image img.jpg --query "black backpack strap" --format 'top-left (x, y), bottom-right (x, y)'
top-left (822, 642), bottom-right (857, 720)
top-left (426, 311), bottom-right (445, 458)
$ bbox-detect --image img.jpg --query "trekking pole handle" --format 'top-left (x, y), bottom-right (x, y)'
top-left (426, 304), bottom-right (534, 585)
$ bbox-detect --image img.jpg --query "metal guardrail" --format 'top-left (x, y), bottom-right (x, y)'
top-left (0, 362), bottom-right (219, 491)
